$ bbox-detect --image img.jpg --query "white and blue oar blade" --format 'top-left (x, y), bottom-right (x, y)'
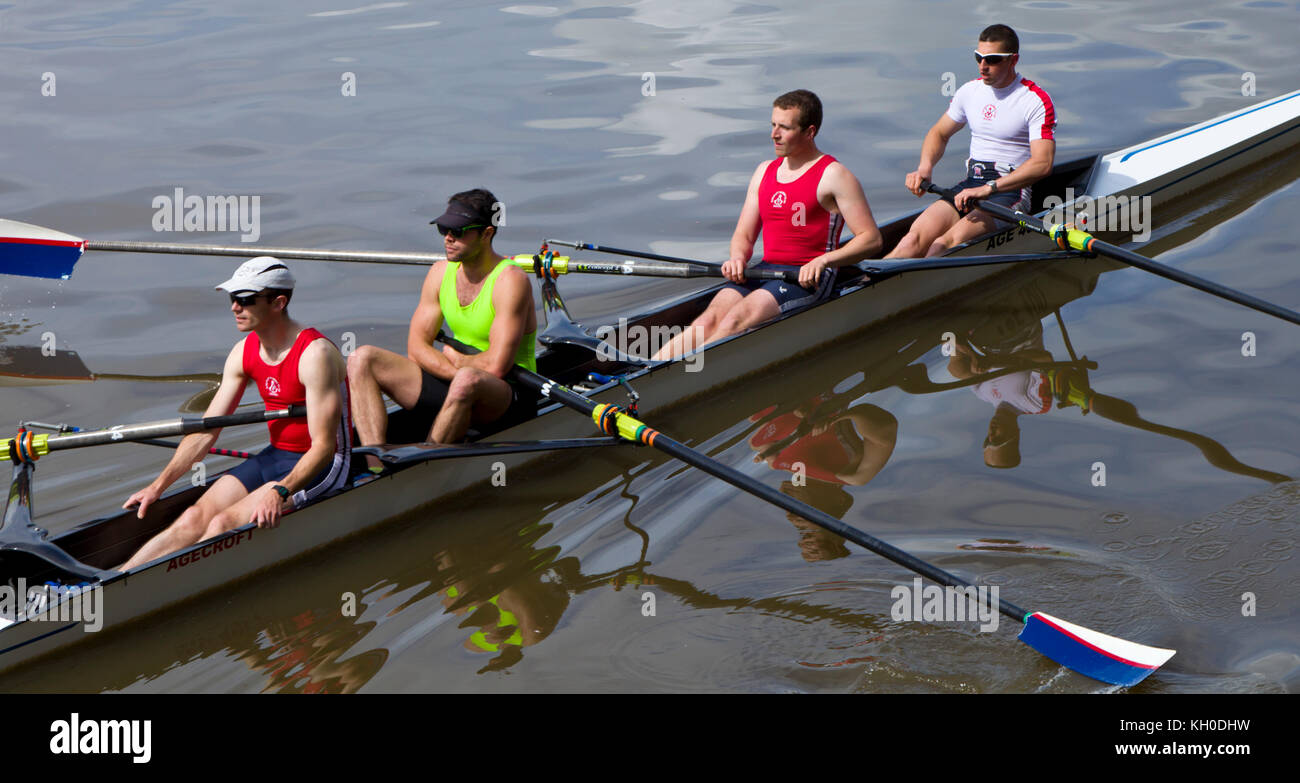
top-left (0, 219), bottom-right (86, 280)
top-left (1019, 612), bottom-right (1175, 687)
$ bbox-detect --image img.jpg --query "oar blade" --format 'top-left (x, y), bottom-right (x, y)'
top-left (0, 219), bottom-right (86, 280)
top-left (1018, 611), bottom-right (1175, 686)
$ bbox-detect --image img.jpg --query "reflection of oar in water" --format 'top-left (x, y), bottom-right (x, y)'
top-left (1049, 367), bottom-right (1293, 484)
top-left (441, 332), bottom-right (1176, 686)
top-left (0, 345), bottom-right (220, 412)
top-left (895, 359), bottom-right (1292, 484)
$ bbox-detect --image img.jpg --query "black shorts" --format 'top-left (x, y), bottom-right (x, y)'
top-left (942, 159), bottom-right (1031, 214)
top-left (721, 263), bottom-right (836, 314)
top-left (411, 370), bottom-right (539, 434)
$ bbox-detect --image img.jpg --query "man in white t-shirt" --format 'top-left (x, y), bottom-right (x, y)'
top-left (887, 24), bottom-right (1057, 258)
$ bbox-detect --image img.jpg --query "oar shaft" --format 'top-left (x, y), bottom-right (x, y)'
top-left (506, 360), bottom-right (1029, 623)
top-left (1, 406), bottom-right (304, 460)
top-left (85, 240), bottom-right (443, 266)
top-left (546, 239), bottom-right (723, 268)
top-left (927, 184), bottom-right (1300, 326)
top-left (510, 255), bottom-right (796, 281)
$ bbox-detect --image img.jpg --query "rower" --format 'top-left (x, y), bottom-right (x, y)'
top-left (119, 257), bottom-right (351, 570)
top-left (347, 188), bottom-right (538, 464)
top-left (652, 90), bottom-right (882, 360)
top-left (887, 24), bottom-right (1057, 258)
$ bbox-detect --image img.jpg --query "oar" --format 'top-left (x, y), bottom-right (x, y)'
top-left (0, 217), bottom-right (451, 279)
top-left (546, 236), bottom-right (1084, 281)
top-left (19, 421), bottom-right (254, 460)
top-left (0, 217), bottom-right (803, 283)
top-left (925, 184), bottom-right (1300, 327)
top-left (1, 406), bottom-right (304, 462)
top-left (507, 254), bottom-right (796, 281)
top-left (355, 436), bottom-right (626, 466)
top-left (439, 335), bottom-right (1175, 686)
top-left (546, 239), bottom-right (719, 266)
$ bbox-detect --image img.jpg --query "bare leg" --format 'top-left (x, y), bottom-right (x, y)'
top-left (652, 287), bottom-right (744, 361)
top-left (885, 200), bottom-right (961, 258)
top-left (701, 289), bottom-right (781, 345)
top-left (200, 488), bottom-right (290, 540)
top-left (118, 474), bottom-right (247, 570)
top-left (347, 345), bottom-right (425, 467)
top-left (429, 367), bottom-right (514, 443)
top-left (925, 209), bottom-right (999, 256)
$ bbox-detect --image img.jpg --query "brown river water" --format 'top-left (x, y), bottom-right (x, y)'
top-left (1, 1), bottom-right (1298, 694)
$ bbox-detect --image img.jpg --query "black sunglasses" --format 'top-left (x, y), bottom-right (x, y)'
top-left (229, 291), bottom-right (272, 307)
top-left (973, 51), bottom-right (1014, 65)
top-left (435, 223), bottom-right (487, 239)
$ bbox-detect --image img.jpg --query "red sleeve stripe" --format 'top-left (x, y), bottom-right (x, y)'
top-left (1021, 78), bottom-right (1056, 141)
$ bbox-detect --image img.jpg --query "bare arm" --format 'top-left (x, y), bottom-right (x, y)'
top-left (447, 264), bottom-right (535, 378)
top-left (986, 138), bottom-right (1055, 193)
top-left (904, 114), bottom-right (965, 196)
top-left (832, 405), bottom-right (898, 486)
top-left (245, 338), bottom-right (344, 527)
top-left (798, 163), bottom-right (884, 287)
top-left (722, 160), bottom-right (767, 283)
top-left (124, 341), bottom-right (249, 517)
top-left (407, 260), bottom-right (458, 381)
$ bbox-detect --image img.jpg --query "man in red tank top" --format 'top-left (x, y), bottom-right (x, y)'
top-left (118, 257), bottom-right (351, 570)
top-left (653, 90), bottom-right (883, 360)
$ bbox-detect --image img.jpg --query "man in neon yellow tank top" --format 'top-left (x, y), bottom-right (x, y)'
top-left (348, 189), bottom-right (538, 462)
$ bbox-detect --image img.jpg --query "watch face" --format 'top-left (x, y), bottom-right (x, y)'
top-left (274, 484), bottom-right (290, 499)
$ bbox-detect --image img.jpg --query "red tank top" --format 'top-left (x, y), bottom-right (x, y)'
top-left (242, 327), bottom-right (329, 452)
top-left (757, 154), bottom-right (844, 266)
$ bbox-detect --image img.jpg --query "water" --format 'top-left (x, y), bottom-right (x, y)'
top-left (1, 0), bottom-right (1298, 692)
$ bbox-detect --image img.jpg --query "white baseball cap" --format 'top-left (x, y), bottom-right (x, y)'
top-left (214, 257), bottom-right (295, 294)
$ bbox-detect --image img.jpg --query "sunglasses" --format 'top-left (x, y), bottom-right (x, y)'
top-left (435, 223), bottom-right (487, 239)
top-left (973, 51), bottom-right (1015, 65)
top-left (229, 292), bottom-right (272, 307)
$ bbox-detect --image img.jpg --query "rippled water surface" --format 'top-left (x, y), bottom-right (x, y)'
top-left (2, 1), bottom-right (1298, 693)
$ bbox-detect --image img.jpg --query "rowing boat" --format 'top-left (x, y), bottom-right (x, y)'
top-left (2, 88), bottom-right (1298, 674)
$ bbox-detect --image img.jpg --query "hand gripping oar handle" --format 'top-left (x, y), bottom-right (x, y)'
top-left (3, 406), bottom-right (306, 462)
top-left (924, 183), bottom-right (1300, 327)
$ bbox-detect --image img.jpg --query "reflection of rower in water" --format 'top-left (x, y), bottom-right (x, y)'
top-left (947, 322), bottom-right (1053, 469)
top-left (947, 320), bottom-right (1292, 483)
top-left (433, 543), bottom-right (576, 674)
top-left (749, 395), bottom-right (897, 561)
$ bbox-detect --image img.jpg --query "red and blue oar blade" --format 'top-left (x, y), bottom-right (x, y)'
top-left (0, 219), bottom-right (86, 280)
top-left (1019, 612), bottom-right (1176, 687)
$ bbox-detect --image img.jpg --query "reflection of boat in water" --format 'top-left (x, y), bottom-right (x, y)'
top-left (3, 90), bottom-right (1300, 674)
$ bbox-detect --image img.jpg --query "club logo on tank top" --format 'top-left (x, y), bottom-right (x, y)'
top-left (982, 104), bottom-right (997, 121)
top-left (770, 191), bottom-right (787, 208)
top-left (265, 377), bottom-right (281, 397)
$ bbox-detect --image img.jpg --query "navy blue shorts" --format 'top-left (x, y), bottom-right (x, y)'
top-left (942, 159), bottom-right (1031, 214)
top-left (721, 264), bottom-right (836, 314)
top-left (226, 445), bottom-right (345, 507)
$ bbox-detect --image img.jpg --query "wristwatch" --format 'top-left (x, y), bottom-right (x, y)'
top-left (988, 180), bottom-right (999, 193)
top-left (272, 484), bottom-right (290, 500)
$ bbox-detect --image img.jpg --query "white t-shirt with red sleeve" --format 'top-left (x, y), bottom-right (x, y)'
top-left (946, 75), bottom-right (1056, 174)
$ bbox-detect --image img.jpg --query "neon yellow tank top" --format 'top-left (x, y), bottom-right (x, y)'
top-left (439, 259), bottom-right (537, 372)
